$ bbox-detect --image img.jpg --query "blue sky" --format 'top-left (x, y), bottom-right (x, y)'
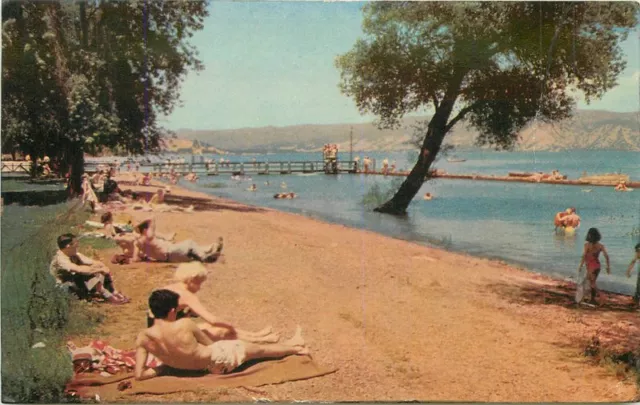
top-left (160, 1), bottom-right (640, 131)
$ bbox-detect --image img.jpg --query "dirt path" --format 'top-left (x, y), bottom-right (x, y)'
top-left (71, 181), bottom-right (639, 402)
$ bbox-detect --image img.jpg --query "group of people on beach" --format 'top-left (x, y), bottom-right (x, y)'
top-left (50, 211), bottom-right (310, 379)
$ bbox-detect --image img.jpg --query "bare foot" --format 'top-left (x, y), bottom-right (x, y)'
top-left (260, 332), bottom-right (280, 343)
top-left (295, 346), bottom-right (310, 356)
top-left (284, 325), bottom-right (304, 347)
top-left (257, 326), bottom-right (273, 336)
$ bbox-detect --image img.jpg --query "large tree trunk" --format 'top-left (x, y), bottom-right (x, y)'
top-left (66, 141), bottom-right (84, 197)
top-left (374, 100), bottom-right (457, 216)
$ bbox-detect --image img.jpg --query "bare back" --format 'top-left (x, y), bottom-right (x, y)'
top-left (138, 318), bottom-right (212, 370)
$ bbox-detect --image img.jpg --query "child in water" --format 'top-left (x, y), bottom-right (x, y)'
top-left (625, 243), bottom-right (640, 308)
top-left (577, 228), bottom-right (610, 305)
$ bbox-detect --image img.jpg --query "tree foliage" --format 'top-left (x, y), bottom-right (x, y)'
top-left (2, 0), bottom-right (208, 191)
top-left (336, 1), bottom-right (638, 214)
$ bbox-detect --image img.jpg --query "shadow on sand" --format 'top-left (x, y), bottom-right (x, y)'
top-left (486, 280), bottom-right (636, 313)
top-left (132, 191), bottom-right (267, 214)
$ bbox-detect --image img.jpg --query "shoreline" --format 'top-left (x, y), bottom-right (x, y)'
top-left (163, 176), bottom-right (637, 298)
top-left (70, 176), bottom-right (640, 402)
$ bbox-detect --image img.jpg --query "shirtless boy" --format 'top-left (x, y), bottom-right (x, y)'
top-left (133, 219), bottom-right (222, 263)
top-left (135, 290), bottom-right (308, 380)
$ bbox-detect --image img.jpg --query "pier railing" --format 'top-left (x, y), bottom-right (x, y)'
top-left (85, 160), bottom-right (360, 175)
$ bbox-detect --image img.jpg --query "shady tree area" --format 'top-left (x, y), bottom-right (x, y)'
top-left (1, 0), bottom-right (208, 195)
top-left (336, 1), bottom-right (638, 215)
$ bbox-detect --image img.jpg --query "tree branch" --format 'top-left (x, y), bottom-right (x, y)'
top-left (431, 92), bottom-right (440, 110)
top-left (444, 102), bottom-right (479, 133)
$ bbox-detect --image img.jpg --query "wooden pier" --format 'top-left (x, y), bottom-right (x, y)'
top-left (85, 160), bottom-right (360, 176)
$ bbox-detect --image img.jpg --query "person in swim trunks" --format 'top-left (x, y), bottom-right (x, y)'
top-left (146, 262), bottom-right (280, 344)
top-left (577, 227), bottom-right (610, 305)
top-left (134, 290), bottom-right (309, 380)
top-left (132, 219), bottom-right (222, 263)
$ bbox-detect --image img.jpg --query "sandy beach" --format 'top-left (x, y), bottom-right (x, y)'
top-left (71, 179), bottom-right (640, 402)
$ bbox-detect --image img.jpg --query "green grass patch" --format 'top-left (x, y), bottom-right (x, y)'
top-left (361, 177), bottom-right (404, 209)
top-left (78, 236), bottom-right (117, 251)
top-left (1, 198), bottom-right (103, 402)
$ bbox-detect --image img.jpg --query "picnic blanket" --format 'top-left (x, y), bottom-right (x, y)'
top-left (66, 341), bottom-right (337, 400)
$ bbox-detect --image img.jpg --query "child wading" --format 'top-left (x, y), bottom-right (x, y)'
top-left (625, 243), bottom-right (640, 308)
top-left (576, 228), bottom-right (610, 305)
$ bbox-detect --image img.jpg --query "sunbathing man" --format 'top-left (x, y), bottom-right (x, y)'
top-left (149, 262), bottom-right (280, 344)
top-left (49, 234), bottom-right (128, 304)
top-left (133, 188), bottom-right (194, 213)
top-left (135, 290), bottom-right (308, 380)
top-left (133, 219), bottom-right (222, 263)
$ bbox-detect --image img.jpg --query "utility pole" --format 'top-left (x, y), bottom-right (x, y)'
top-left (349, 126), bottom-right (353, 162)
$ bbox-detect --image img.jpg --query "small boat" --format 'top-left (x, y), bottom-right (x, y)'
top-left (447, 157), bottom-right (466, 163)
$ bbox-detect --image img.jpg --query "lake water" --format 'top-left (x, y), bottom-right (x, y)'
top-left (167, 149), bottom-right (640, 296)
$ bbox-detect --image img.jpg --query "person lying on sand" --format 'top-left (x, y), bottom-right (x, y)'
top-left (149, 262), bottom-right (280, 344)
top-left (131, 188), bottom-right (194, 213)
top-left (50, 233), bottom-right (129, 304)
top-left (135, 290), bottom-right (308, 380)
top-left (133, 219), bottom-right (222, 263)
top-left (100, 211), bottom-right (134, 238)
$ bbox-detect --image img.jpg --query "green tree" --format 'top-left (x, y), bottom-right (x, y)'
top-left (337, 2), bottom-right (638, 215)
top-left (2, 0), bottom-right (208, 194)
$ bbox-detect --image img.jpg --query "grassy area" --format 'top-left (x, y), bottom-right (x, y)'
top-left (1, 198), bottom-right (103, 402)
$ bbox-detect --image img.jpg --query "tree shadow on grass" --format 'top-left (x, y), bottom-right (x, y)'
top-left (1, 190), bottom-right (68, 206)
top-left (486, 281), bottom-right (636, 313)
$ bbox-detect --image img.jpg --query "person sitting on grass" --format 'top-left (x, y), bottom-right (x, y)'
top-left (133, 219), bottom-right (223, 263)
top-left (148, 262), bottom-right (280, 344)
top-left (49, 233), bottom-right (129, 304)
top-left (626, 243), bottom-right (640, 308)
top-left (135, 290), bottom-right (309, 380)
top-left (100, 211), bottom-right (134, 237)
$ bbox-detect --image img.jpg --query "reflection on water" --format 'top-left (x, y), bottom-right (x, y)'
top-left (553, 230), bottom-right (578, 250)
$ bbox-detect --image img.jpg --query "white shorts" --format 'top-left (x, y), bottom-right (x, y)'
top-left (208, 340), bottom-right (246, 374)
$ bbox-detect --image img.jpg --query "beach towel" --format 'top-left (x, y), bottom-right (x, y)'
top-left (575, 270), bottom-right (590, 303)
top-left (66, 354), bottom-right (337, 400)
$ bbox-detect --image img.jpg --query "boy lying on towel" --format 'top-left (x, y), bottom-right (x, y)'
top-left (135, 290), bottom-right (308, 380)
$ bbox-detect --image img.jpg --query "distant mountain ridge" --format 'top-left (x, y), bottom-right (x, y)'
top-left (175, 110), bottom-right (640, 153)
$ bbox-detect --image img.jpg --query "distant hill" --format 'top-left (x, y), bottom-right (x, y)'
top-left (174, 110), bottom-right (639, 153)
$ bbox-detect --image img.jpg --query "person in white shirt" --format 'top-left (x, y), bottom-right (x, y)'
top-left (49, 233), bottom-right (128, 304)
